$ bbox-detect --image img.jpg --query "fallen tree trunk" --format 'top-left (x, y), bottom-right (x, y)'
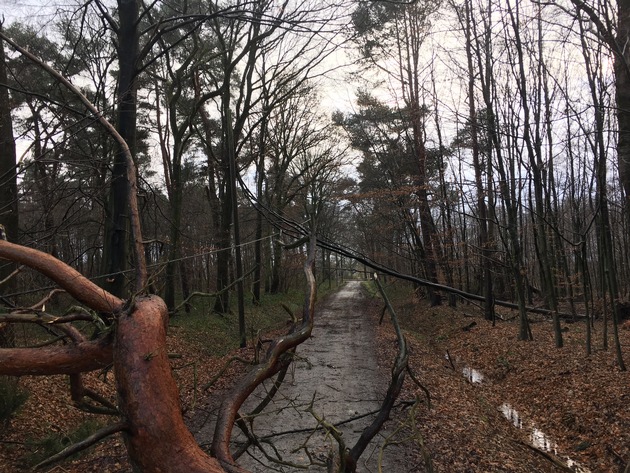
top-left (212, 236), bottom-right (317, 472)
top-left (0, 236), bottom-right (322, 472)
top-left (114, 295), bottom-right (225, 473)
top-left (0, 336), bottom-right (113, 376)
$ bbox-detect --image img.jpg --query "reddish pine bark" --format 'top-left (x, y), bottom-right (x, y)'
top-left (114, 295), bottom-right (225, 473)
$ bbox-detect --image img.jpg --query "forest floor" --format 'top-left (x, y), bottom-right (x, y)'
top-left (0, 280), bottom-right (629, 472)
top-left (383, 283), bottom-right (630, 473)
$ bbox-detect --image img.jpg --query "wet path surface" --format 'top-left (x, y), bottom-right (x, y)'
top-left (194, 280), bottom-right (414, 472)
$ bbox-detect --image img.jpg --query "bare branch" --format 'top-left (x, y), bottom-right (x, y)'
top-left (1, 312), bottom-right (86, 343)
top-left (0, 335), bottom-right (112, 376)
top-left (70, 373), bottom-right (119, 415)
top-left (0, 240), bottom-right (122, 313)
top-left (33, 422), bottom-right (128, 471)
top-left (211, 235), bottom-right (318, 472)
top-left (347, 274), bottom-right (409, 468)
top-left (27, 288), bottom-right (66, 311)
top-left (0, 266), bottom-right (20, 287)
top-left (0, 31), bottom-right (147, 292)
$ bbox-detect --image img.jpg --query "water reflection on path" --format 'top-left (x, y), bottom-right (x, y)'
top-left (500, 403), bottom-right (591, 473)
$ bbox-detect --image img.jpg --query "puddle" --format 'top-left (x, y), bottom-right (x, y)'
top-left (500, 404), bottom-right (591, 473)
top-left (462, 366), bottom-right (484, 383)
top-left (444, 354), bottom-right (591, 471)
top-left (445, 353), bottom-right (484, 384)
top-left (443, 352), bottom-right (590, 472)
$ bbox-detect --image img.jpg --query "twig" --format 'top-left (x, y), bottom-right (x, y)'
top-left (247, 358), bottom-right (292, 417)
top-left (69, 374), bottom-right (119, 416)
top-left (0, 266), bottom-right (21, 287)
top-left (406, 366), bottom-right (431, 409)
top-left (307, 393), bottom-right (347, 471)
top-left (255, 400), bottom-right (419, 441)
top-left (203, 356), bottom-right (254, 391)
top-left (445, 350), bottom-right (456, 371)
top-left (33, 422), bottom-right (128, 470)
top-left (19, 335), bottom-right (67, 348)
top-left (379, 305), bottom-right (387, 325)
top-left (1, 312), bottom-right (86, 343)
top-left (28, 289), bottom-right (66, 310)
top-left (512, 438), bottom-right (574, 472)
top-left (173, 266), bottom-right (256, 314)
top-left (377, 421), bottom-right (407, 472)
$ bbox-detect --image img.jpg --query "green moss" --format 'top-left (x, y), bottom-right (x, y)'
top-left (25, 419), bottom-right (104, 466)
top-left (0, 377), bottom-right (29, 424)
top-left (169, 285), bottom-right (336, 357)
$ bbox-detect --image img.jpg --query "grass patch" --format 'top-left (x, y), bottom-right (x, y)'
top-left (0, 377), bottom-right (29, 425)
top-left (25, 419), bottom-right (104, 467)
top-left (360, 279), bottom-right (379, 297)
top-left (170, 285), bottom-right (338, 357)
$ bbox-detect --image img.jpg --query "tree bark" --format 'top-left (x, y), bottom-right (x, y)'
top-left (0, 24), bottom-right (19, 366)
top-left (0, 337), bottom-right (113, 376)
top-left (102, 0), bottom-right (140, 298)
top-left (114, 296), bottom-right (225, 472)
top-left (0, 26), bottom-right (19, 249)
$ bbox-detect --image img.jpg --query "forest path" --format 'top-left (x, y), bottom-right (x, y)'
top-left (197, 280), bottom-right (416, 472)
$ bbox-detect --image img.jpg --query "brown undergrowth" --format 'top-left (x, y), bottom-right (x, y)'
top-left (373, 281), bottom-right (630, 473)
top-left (0, 319), bottom-right (266, 472)
top-left (1, 282), bottom-right (628, 472)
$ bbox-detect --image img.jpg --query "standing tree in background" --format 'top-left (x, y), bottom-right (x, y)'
top-left (0, 23), bottom-right (19, 402)
top-left (98, 0), bottom-right (140, 298)
top-left (148, 0), bottom-right (224, 311)
top-left (456, 0), bottom-right (494, 321)
top-left (351, 0), bottom-right (443, 305)
top-left (505, 0), bottom-right (563, 346)
top-left (262, 86), bottom-right (331, 293)
top-left (200, 0), bottom-right (344, 310)
top-left (0, 23), bottom-right (18, 266)
top-left (475, 0), bottom-right (531, 340)
top-left (335, 92), bottom-right (436, 282)
top-left (562, 0), bottom-right (627, 368)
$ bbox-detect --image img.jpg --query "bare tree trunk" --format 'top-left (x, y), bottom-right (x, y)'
top-left (225, 107), bottom-right (246, 347)
top-left (0, 25), bottom-right (18, 274)
top-left (507, 0), bottom-right (562, 346)
top-left (213, 92), bottom-right (234, 313)
top-left (470, 0), bottom-right (530, 340)
top-left (462, 0), bottom-right (494, 321)
top-left (615, 0), bottom-right (630, 210)
top-left (577, 11), bottom-right (626, 369)
top-left (431, 68), bottom-right (458, 307)
top-left (0, 25), bottom-right (19, 398)
top-left (102, 0), bottom-right (139, 298)
top-left (252, 116), bottom-right (267, 305)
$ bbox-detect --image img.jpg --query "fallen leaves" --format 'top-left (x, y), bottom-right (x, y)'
top-left (1, 288), bottom-right (628, 473)
top-left (380, 294), bottom-right (630, 473)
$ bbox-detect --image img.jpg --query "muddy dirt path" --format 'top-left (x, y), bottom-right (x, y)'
top-left (195, 280), bottom-right (415, 472)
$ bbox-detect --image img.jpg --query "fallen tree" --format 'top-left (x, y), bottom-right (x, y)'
top-left (0, 28), bottom-right (417, 472)
top-left (0, 30), bottom-right (322, 471)
top-left (0, 235), bottom-right (319, 472)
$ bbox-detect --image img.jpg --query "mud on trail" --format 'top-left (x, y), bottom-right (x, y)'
top-left (194, 280), bottom-right (418, 472)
